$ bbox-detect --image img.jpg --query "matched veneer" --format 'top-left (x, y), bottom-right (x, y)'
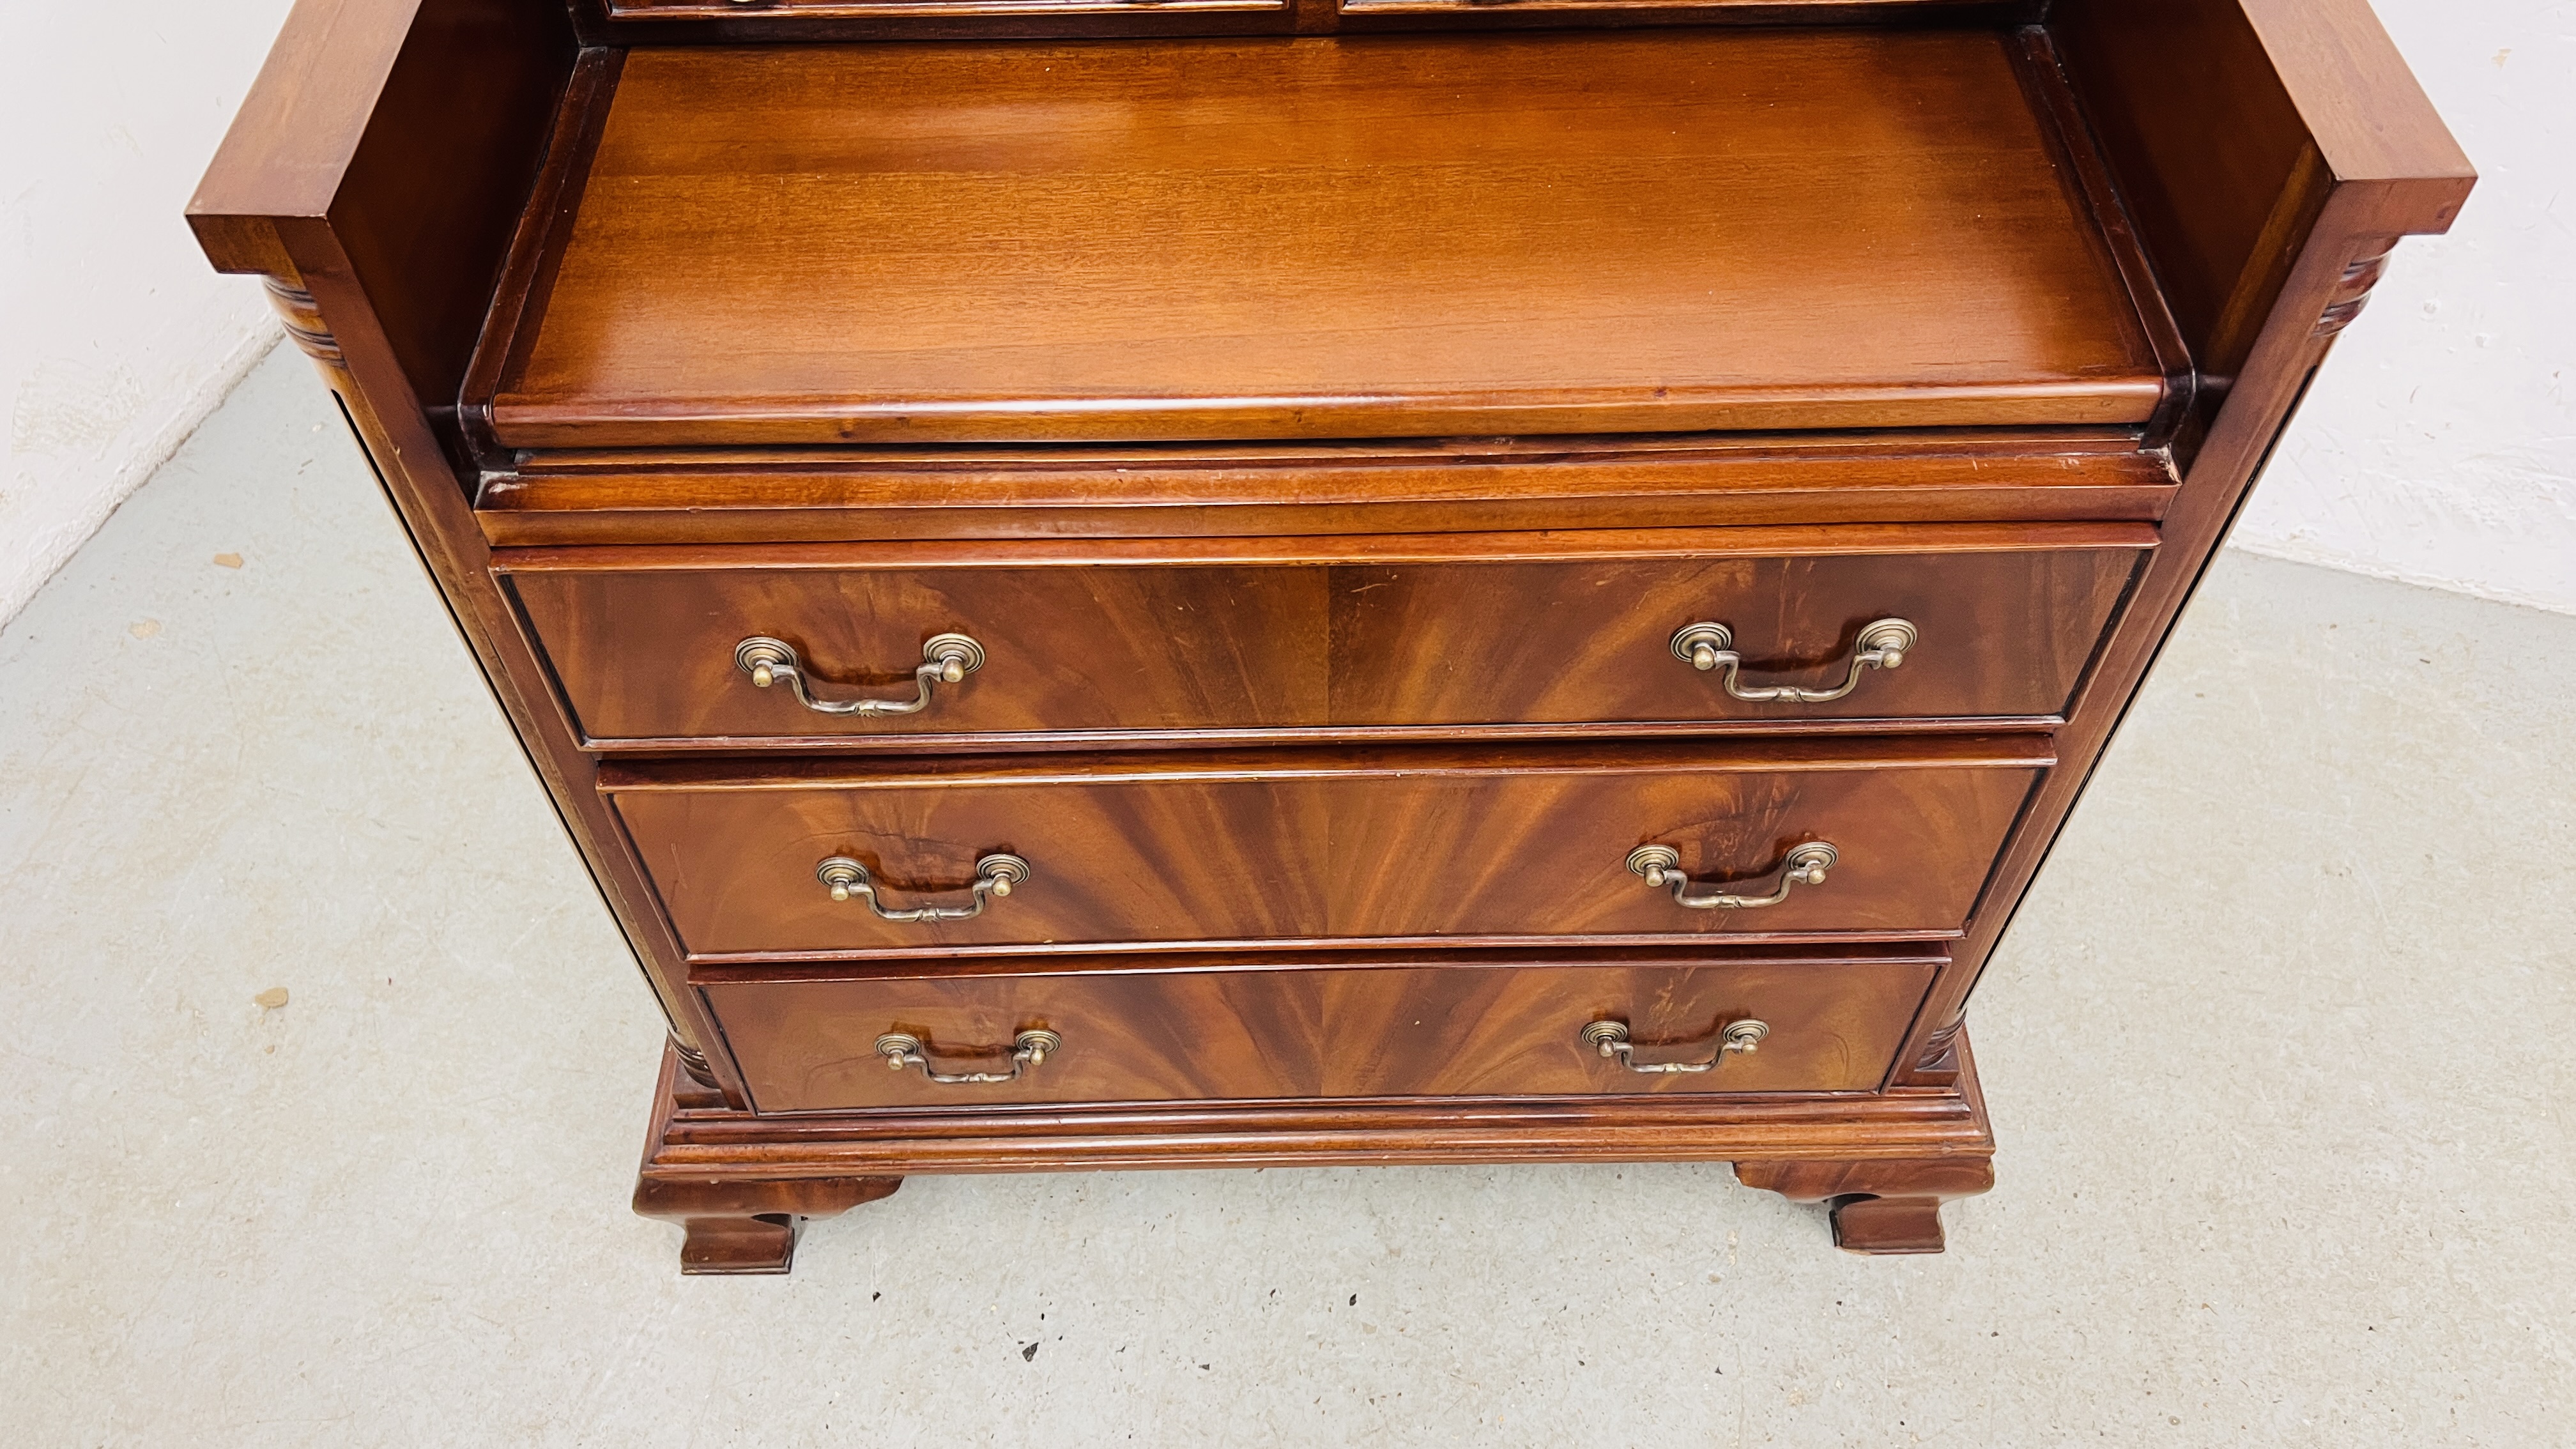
top-left (503, 525), bottom-right (2147, 747)
top-left (604, 738), bottom-right (2048, 954)
top-left (702, 946), bottom-right (1940, 1112)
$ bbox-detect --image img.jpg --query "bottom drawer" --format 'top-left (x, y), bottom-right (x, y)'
top-left (702, 947), bottom-right (1940, 1112)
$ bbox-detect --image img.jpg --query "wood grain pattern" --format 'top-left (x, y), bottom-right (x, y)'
top-left (604, 739), bottom-right (2048, 954)
top-left (2051, 0), bottom-right (2322, 392)
top-left (612, 0), bottom-right (1282, 15)
top-left (1341, 0), bottom-right (2018, 14)
top-left (1324, 546), bottom-right (2136, 728)
top-left (583, 0), bottom-right (1295, 49)
top-left (187, 0), bottom-right (577, 411)
top-left (477, 431), bottom-right (2181, 546)
top-left (486, 31), bottom-right (2165, 446)
top-left (575, 0), bottom-right (2035, 46)
top-left (188, 0), bottom-right (431, 273)
top-left (705, 949), bottom-right (1938, 1111)
top-left (2050, 0), bottom-right (2469, 399)
top-left (504, 529), bottom-right (2145, 745)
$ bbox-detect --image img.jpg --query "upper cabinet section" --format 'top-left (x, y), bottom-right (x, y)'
top-left (479, 31), bottom-right (2172, 448)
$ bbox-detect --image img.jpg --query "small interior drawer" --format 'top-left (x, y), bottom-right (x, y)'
top-left (609, 0), bottom-right (1284, 12)
top-left (700, 946), bottom-right (1943, 1110)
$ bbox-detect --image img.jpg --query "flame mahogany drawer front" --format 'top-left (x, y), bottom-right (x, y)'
top-left (502, 528), bottom-right (2147, 747)
top-left (702, 949), bottom-right (1943, 1112)
top-left (604, 737), bottom-right (2047, 955)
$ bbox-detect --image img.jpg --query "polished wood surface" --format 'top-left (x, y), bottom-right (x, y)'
top-left (1337, 0), bottom-right (2021, 19)
top-left (1325, 545), bottom-right (2133, 728)
top-left (195, 0), bottom-right (2468, 1266)
top-left (707, 948), bottom-right (1936, 1110)
top-left (586, 0), bottom-right (2025, 36)
top-left (486, 31), bottom-right (2164, 447)
top-left (478, 431), bottom-right (2181, 546)
top-left (507, 528), bottom-right (2143, 745)
top-left (606, 738), bottom-right (2047, 953)
top-left (575, 0), bottom-right (2036, 49)
top-left (2054, 0), bottom-right (2325, 391)
top-left (581, 0), bottom-right (1294, 46)
top-left (193, 0), bottom-right (576, 411)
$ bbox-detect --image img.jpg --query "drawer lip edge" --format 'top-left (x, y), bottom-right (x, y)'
top-left (681, 930), bottom-right (1969, 970)
top-left (687, 941), bottom-right (1953, 984)
top-left (595, 736), bottom-right (2057, 792)
top-left (574, 717), bottom-right (2071, 754)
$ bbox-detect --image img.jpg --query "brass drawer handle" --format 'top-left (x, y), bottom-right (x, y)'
top-left (1669, 618), bottom-right (1915, 703)
top-left (734, 633), bottom-right (983, 717)
top-left (1581, 1018), bottom-right (1768, 1074)
top-left (1627, 841), bottom-right (1836, 910)
top-left (875, 1029), bottom-right (1062, 1085)
top-left (816, 853), bottom-right (1029, 922)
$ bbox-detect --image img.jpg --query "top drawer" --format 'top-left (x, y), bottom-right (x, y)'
top-left (500, 525), bottom-right (2147, 747)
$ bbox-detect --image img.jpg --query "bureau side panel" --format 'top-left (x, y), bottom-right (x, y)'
top-left (189, 7), bottom-right (753, 1101)
top-left (1896, 1), bottom-right (2478, 1085)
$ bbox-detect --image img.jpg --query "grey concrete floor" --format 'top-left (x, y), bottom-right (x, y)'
top-left (3, 342), bottom-right (2570, 1446)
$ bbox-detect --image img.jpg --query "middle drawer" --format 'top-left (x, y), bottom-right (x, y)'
top-left (502, 525), bottom-right (2149, 747)
top-left (606, 737), bottom-right (2048, 956)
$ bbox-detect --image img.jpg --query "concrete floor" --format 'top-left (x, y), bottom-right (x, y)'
top-left (3, 342), bottom-right (2570, 1446)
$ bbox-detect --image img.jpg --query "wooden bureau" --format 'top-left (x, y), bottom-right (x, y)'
top-left (192, 0), bottom-right (2469, 1271)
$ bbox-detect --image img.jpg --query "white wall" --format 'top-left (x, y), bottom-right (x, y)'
top-left (2, 0), bottom-right (295, 628)
top-left (1, 0), bottom-right (2568, 627)
top-left (2227, 0), bottom-right (2574, 615)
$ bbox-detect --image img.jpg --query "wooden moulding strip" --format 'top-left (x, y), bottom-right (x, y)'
top-left (473, 447), bottom-right (2180, 546)
top-left (641, 1083), bottom-right (1995, 1173)
top-left (494, 521), bottom-right (2160, 574)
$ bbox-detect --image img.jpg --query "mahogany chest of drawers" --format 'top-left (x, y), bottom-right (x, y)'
top-left (193, 0), bottom-right (2468, 1271)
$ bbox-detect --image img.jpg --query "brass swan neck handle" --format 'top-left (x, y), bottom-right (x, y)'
top-left (1628, 841), bottom-right (1837, 911)
top-left (816, 853), bottom-right (1029, 922)
top-left (1670, 618), bottom-right (1915, 703)
top-left (1581, 1018), bottom-right (1768, 1074)
top-left (876, 1029), bottom-right (1061, 1085)
top-left (735, 633), bottom-right (983, 717)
